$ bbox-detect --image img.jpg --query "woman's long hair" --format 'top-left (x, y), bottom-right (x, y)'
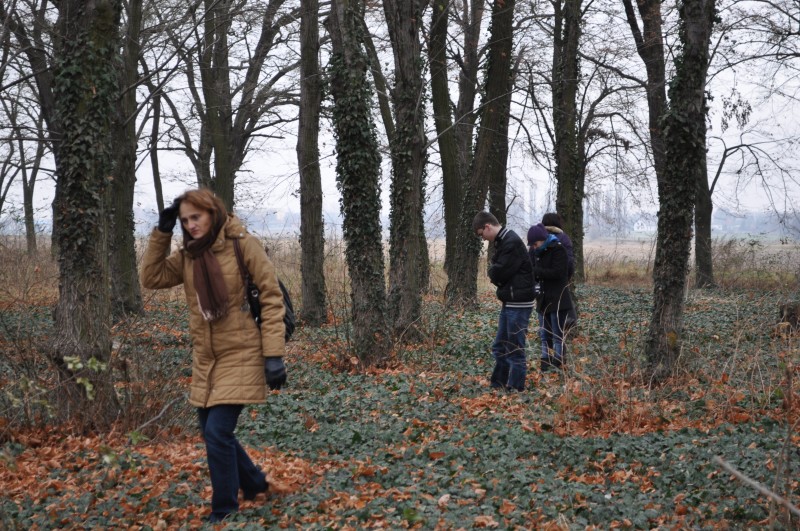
top-left (175, 188), bottom-right (227, 248)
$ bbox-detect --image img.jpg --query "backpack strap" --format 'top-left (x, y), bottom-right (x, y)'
top-left (232, 239), bottom-right (251, 287)
top-left (233, 238), bottom-right (263, 327)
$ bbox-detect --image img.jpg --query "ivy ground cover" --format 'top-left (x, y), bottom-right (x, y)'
top-left (1, 285), bottom-right (798, 529)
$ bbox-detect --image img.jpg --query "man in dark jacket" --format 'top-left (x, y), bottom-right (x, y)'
top-left (473, 211), bottom-right (536, 391)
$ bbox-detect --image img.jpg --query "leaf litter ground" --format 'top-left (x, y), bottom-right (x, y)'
top-left (1, 285), bottom-right (798, 529)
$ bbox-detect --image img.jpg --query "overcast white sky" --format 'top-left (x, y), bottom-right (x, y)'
top-left (2, 0), bottom-right (798, 239)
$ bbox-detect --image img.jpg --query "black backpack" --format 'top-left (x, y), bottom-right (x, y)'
top-left (233, 239), bottom-right (297, 341)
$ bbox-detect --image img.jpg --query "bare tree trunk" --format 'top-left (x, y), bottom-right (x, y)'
top-left (1, 89), bottom-right (41, 255)
top-left (21, 115), bottom-right (45, 255)
top-left (198, 125), bottom-right (214, 190)
top-left (553, 0), bottom-right (584, 280)
top-left (697, 146), bottom-right (738, 288)
top-left (149, 92), bottom-right (165, 211)
top-left (326, 0), bottom-right (388, 365)
top-left (51, 0), bottom-right (122, 428)
top-left (428, 0), bottom-right (462, 276)
top-left (185, 0), bottom-right (294, 209)
top-left (455, 0), bottom-right (484, 183)
top-left (431, 0), bottom-right (483, 282)
top-left (622, 0), bottom-right (668, 183)
top-left (200, 0), bottom-right (235, 209)
top-left (486, 54), bottom-right (519, 265)
top-left (1, 3), bottom-right (59, 255)
top-left (360, 17), bottom-right (395, 145)
top-left (0, 124), bottom-right (20, 224)
top-left (645, 0), bottom-right (715, 381)
top-left (487, 54), bottom-right (516, 229)
top-left (23, 175), bottom-right (37, 255)
top-left (384, 0), bottom-right (429, 338)
top-left (109, 0), bottom-right (143, 317)
top-left (695, 151), bottom-right (715, 287)
top-left (297, 0), bottom-right (327, 326)
top-left (446, 0), bottom-right (516, 305)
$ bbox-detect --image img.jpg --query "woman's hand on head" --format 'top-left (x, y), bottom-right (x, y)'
top-left (157, 199), bottom-right (181, 233)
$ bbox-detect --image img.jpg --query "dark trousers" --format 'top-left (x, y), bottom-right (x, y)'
top-left (490, 305), bottom-right (533, 391)
top-left (198, 405), bottom-right (267, 518)
top-left (539, 309), bottom-right (571, 361)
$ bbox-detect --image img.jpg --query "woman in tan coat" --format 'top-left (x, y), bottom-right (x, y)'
top-left (140, 188), bottom-right (286, 522)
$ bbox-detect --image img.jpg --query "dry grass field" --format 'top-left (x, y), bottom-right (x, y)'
top-left (2, 232), bottom-right (798, 308)
top-left (584, 235), bottom-right (800, 290)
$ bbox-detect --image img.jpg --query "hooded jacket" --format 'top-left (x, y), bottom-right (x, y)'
top-left (544, 225), bottom-right (575, 279)
top-left (529, 235), bottom-right (574, 314)
top-left (140, 215), bottom-right (285, 407)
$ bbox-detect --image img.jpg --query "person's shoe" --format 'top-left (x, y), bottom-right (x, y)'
top-left (206, 512), bottom-right (231, 523)
top-left (243, 477), bottom-right (269, 501)
top-left (540, 357), bottom-right (553, 372)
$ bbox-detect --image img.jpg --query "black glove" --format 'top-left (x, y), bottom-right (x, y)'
top-left (264, 357), bottom-right (287, 390)
top-left (157, 200), bottom-right (180, 233)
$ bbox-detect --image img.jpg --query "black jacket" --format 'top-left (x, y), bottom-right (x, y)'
top-left (488, 227), bottom-right (535, 305)
top-left (529, 238), bottom-right (573, 314)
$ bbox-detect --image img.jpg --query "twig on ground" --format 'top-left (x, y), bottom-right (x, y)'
top-left (130, 396), bottom-right (185, 439)
top-left (713, 455), bottom-right (800, 518)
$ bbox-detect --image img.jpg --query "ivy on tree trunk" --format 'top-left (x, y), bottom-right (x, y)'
top-left (326, 0), bottom-right (388, 365)
top-left (51, 0), bottom-right (122, 429)
top-left (645, 0), bottom-right (716, 381)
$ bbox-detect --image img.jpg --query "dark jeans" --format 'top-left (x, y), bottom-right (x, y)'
top-left (198, 405), bottom-right (267, 518)
top-left (539, 309), bottom-right (571, 361)
top-left (490, 305), bottom-right (533, 391)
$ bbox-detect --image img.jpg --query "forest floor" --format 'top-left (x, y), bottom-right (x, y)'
top-left (1, 283), bottom-right (799, 529)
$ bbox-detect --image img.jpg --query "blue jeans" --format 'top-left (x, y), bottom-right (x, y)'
top-left (491, 305), bottom-right (533, 391)
top-left (539, 309), bottom-right (570, 361)
top-left (198, 405), bottom-right (267, 518)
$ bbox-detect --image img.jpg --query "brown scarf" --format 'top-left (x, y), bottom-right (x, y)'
top-left (186, 217), bottom-right (228, 322)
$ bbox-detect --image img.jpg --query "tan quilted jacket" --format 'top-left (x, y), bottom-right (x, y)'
top-left (140, 215), bottom-right (285, 407)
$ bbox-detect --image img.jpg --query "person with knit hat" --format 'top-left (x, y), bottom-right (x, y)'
top-left (542, 212), bottom-right (578, 329)
top-left (528, 222), bottom-right (574, 371)
top-left (541, 212), bottom-right (574, 279)
top-left (473, 211), bottom-right (536, 391)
